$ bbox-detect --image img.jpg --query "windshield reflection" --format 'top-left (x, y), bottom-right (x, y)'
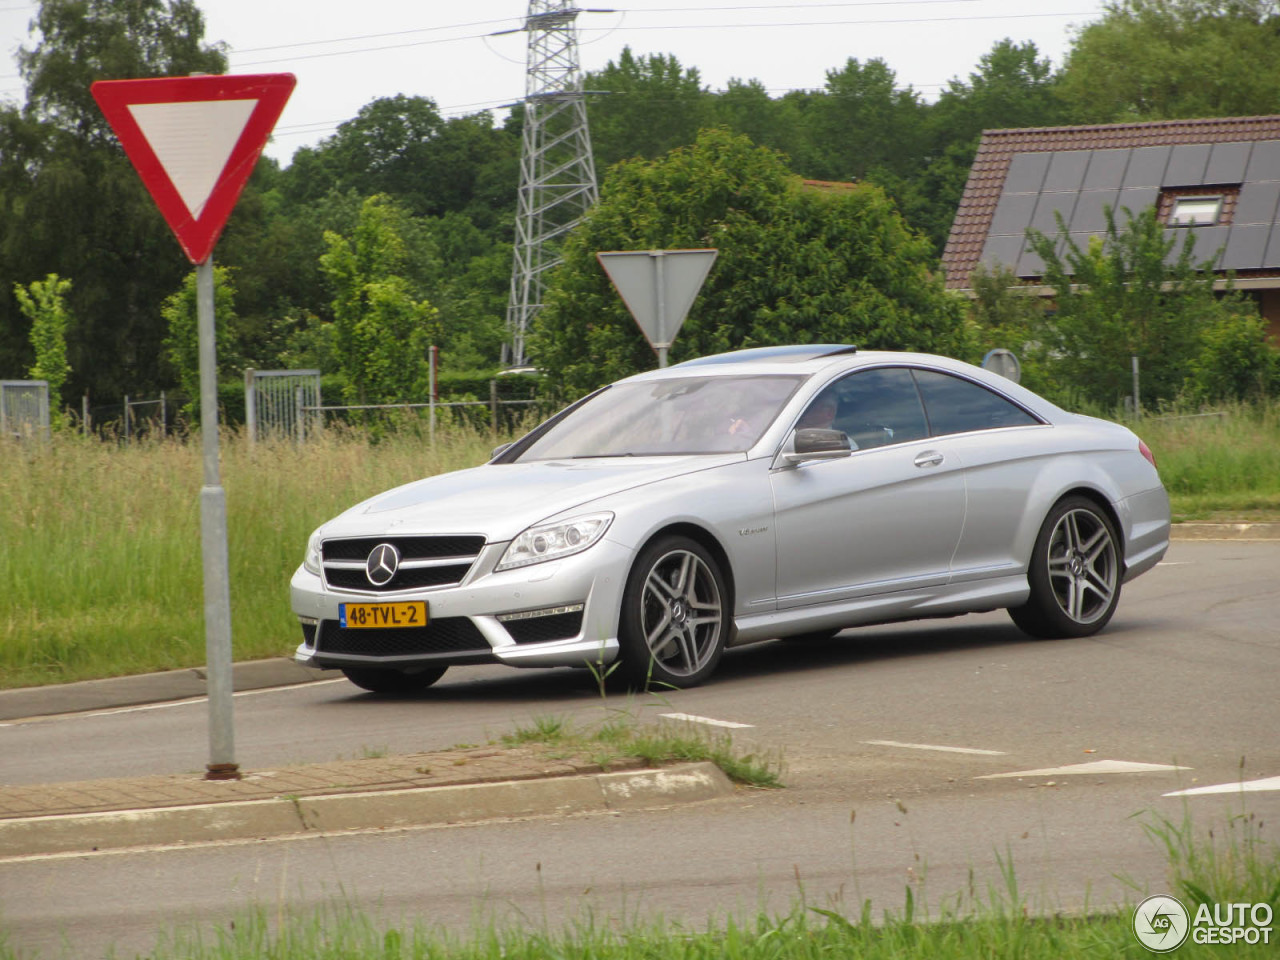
top-left (516, 375), bottom-right (804, 460)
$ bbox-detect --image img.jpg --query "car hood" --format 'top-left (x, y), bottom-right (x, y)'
top-left (319, 455), bottom-right (743, 542)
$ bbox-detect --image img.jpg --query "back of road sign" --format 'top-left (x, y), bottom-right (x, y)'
top-left (597, 249), bottom-right (718, 353)
top-left (91, 73), bottom-right (296, 264)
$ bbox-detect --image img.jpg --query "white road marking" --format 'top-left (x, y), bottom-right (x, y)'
top-left (1164, 776), bottom-right (1280, 797)
top-left (659, 713), bottom-right (754, 729)
top-left (862, 739), bottom-right (1006, 756)
top-left (1156, 561), bottom-right (1192, 566)
top-left (979, 759), bottom-right (1191, 779)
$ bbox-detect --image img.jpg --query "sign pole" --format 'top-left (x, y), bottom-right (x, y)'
top-left (196, 257), bottom-right (237, 780)
top-left (91, 72), bottom-right (295, 782)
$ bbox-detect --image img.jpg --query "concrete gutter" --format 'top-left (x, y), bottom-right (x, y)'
top-left (0, 763), bottom-right (733, 858)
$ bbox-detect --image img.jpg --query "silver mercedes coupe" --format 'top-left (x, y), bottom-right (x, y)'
top-left (290, 345), bottom-right (1170, 692)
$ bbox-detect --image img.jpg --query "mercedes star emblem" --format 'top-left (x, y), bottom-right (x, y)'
top-left (365, 543), bottom-right (400, 587)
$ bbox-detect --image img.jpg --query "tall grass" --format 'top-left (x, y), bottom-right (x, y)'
top-left (1134, 402), bottom-right (1280, 520)
top-left (2, 402), bottom-right (1277, 688)
top-left (0, 420), bottom-right (510, 689)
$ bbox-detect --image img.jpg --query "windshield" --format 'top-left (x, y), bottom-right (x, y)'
top-left (515, 374), bottom-right (804, 460)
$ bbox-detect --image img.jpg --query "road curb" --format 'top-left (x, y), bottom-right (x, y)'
top-left (0, 762), bottom-right (733, 858)
top-left (0, 658), bottom-right (337, 722)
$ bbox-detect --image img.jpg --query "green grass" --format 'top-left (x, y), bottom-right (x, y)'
top-left (1133, 403), bottom-right (1280, 520)
top-left (2, 402), bottom-right (1278, 689)
top-left (499, 708), bottom-right (785, 788)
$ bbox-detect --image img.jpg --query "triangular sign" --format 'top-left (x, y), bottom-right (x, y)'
top-left (597, 249), bottom-right (718, 350)
top-left (91, 73), bottom-right (296, 264)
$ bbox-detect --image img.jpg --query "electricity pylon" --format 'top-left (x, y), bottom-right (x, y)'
top-left (503, 1), bottom-right (600, 368)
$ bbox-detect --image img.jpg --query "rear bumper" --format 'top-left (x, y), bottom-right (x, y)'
top-left (1120, 485), bottom-right (1171, 582)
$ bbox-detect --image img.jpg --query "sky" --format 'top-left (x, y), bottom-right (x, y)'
top-left (0, 0), bottom-right (1112, 166)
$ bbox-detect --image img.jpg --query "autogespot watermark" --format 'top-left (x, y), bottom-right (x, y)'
top-left (1133, 894), bottom-right (1274, 952)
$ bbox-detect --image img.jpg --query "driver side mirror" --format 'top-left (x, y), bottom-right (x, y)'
top-left (782, 427), bottom-right (852, 465)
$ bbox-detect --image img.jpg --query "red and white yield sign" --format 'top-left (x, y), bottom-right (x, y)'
top-left (91, 73), bottom-right (296, 264)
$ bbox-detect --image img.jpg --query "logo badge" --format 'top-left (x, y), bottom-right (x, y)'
top-left (1133, 894), bottom-right (1190, 952)
top-left (365, 543), bottom-right (400, 587)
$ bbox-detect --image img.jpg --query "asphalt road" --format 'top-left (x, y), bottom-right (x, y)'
top-left (2, 540), bottom-right (1277, 957)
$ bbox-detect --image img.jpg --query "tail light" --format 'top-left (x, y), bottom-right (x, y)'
top-left (1138, 439), bottom-right (1157, 469)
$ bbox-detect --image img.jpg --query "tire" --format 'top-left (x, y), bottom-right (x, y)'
top-left (341, 664), bottom-right (447, 694)
top-left (1009, 495), bottom-right (1122, 639)
top-left (616, 535), bottom-right (730, 689)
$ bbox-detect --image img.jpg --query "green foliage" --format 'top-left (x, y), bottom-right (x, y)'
top-left (529, 128), bottom-right (967, 399)
top-left (319, 195), bottom-right (443, 404)
top-left (13, 273), bottom-right (72, 420)
top-left (160, 266), bottom-right (241, 416)
top-left (0, 0), bottom-right (229, 406)
top-left (1187, 311), bottom-right (1279, 403)
top-left (585, 48), bottom-right (710, 170)
top-left (1058, 0), bottom-right (1280, 122)
top-left (1025, 205), bottom-right (1259, 407)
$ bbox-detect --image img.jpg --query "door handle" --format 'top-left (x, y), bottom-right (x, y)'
top-left (913, 451), bottom-right (944, 468)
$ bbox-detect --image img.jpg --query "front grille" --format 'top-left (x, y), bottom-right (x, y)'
top-left (322, 535), bottom-right (485, 593)
top-left (504, 610), bottom-right (584, 645)
top-left (316, 617), bottom-right (491, 658)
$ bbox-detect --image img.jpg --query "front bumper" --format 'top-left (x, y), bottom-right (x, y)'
top-left (290, 538), bottom-right (630, 671)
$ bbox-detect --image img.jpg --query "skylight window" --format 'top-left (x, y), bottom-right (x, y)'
top-left (1168, 195), bottom-right (1223, 226)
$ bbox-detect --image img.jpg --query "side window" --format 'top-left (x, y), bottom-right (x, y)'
top-left (912, 369), bottom-right (1040, 436)
top-left (805, 367), bottom-right (928, 450)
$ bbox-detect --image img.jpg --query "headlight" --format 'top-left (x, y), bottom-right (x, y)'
top-left (496, 513), bottom-right (613, 571)
top-left (303, 529), bottom-right (324, 575)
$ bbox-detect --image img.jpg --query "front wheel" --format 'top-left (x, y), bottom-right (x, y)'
top-left (1009, 496), bottom-right (1121, 639)
top-left (341, 665), bottom-right (447, 694)
top-left (616, 536), bottom-right (730, 689)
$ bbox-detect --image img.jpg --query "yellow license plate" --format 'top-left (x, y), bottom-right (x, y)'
top-left (339, 601), bottom-right (428, 629)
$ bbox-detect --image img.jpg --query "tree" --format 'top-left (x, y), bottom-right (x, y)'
top-left (1058, 0), bottom-right (1280, 123)
top-left (319, 195), bottom-right (442, 404)
top-left (585, 48), bottom-right (710, 170)
top-left (803, 58), bottom-right (927, 183)
top-left (278, 96), bottom-right (518, 222)
top-left (14, 273), bottom-right (73, 423)
top-left (529, 128), bottom-right (967, 398)
top-left (1025, 205), bottom-right (1258, 406)
top-left (0, 0), bottom-right (229, 405)
top-left (161, 266), bottom-right (241, 415)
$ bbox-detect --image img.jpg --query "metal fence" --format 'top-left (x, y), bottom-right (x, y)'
top-left (244, 369), bottom-right (321, 444)
top-left (0, 380), bottom-right (50, 441)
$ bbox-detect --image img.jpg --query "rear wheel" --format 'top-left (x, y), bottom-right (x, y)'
top-left (617, 536), bottom-right (729, 689)
top-left (1009, 496), bottom-right (1121, 639)
top-left (341, 665), bottom-right (447, 693)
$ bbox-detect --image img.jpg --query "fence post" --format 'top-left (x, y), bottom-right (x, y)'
top-left (490, 379), bottom-right (498, 435)
top-left (160, 390), bottom-right (167, 436)
top-left (244, 368), bottom-right (257, 446)
top-left (428, 345), bottom-right (438, 445)
top-left (296, 386), bottom-right (304, 445)
top-left (124, 394), bottom-right (131, 441)
top-left (82, 392), bottom-right (89, 437)
top-left (1131, 356), bottom-right (1141, 419)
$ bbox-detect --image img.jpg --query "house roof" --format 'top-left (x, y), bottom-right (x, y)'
top-left (941, 115), bottom-right (1280, 290)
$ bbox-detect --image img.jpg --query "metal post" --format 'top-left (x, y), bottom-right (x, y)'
top-left (429, 345), bottom-right (438, 444)
top-left (82, 393), bottom-right (89, 437)
top-left (490, 379), bottom-right (499, 435)
top-left (654, 251), bottom-right (668, 368)
top-left (196, 258), bottom-right (238, 780)
top-left (244, 368), bottom-right (256, 446)
top-left (295, 387), bottom-right (304, 446)
top-left (160, 390), bottom-right (167, 436)
top-left (124, 394), bottom-right (131, 441)
top-left (1132, 356), bottom-right (1141, 419)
